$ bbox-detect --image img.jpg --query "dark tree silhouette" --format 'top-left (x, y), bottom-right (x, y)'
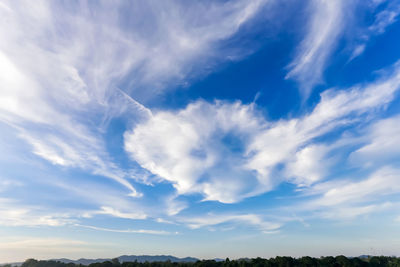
top-left (17, 255), bottom-right (400, 267)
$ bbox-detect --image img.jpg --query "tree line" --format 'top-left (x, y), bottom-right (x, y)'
top-left (9, 256), bottom-right (400, 267)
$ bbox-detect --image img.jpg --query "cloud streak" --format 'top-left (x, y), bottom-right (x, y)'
top-left (181, 213), bottom-right (281, 233)
top-left (286, 0), bottom-right (348, 97)
top-left (350, 0), bottom-right (400, 60)
top-left (75, 224), bottom-right (175, 235)
top-left (0, 198), bottom-right (75, 227)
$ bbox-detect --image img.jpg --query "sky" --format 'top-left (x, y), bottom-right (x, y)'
top-left (1, 0), bottom-right (400, 262)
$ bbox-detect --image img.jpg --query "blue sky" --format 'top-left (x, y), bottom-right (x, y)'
top-left (1, 0), bottom-right (400, 262)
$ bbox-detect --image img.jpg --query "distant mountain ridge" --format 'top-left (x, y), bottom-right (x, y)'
top-left (52, 255), bottom-right (199, 265)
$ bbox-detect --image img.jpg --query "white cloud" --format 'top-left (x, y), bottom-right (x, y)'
top-left (295, 167), bottom-right (400, 219)
top-left (125, 100), bottom-right (265, 203)
top-left (125, 62), bottom-right (400, 203)
top-left (75, 224), bottom-right (174, 235)
top-left (0, 45), bottom-right (143, 196)
top-left (349, 44), bottom-right (367, 61)
top-left (286, 0), bottom-right (400, 92)
top-left (368, 2), bottom-right (400, 34)
top-left (316, 167), bottom-right (400, 206)
top-left (164, 195), bottom-right (188, 216)
top-left (17, 130), bottom-right (142, 197)
top-left (349, 1), bottom-right (400, 61)
top-left (0, 198), bottom-right (74, 227)
top-left (91, 206), bottom-right (147, 220)
top-left (241, 62), bottom-right (400, 194)
top-left (284, 144), bottom-right (332, 186)
top-left (318, 202), bottom-right (393, 219)
top-left (286, 0), bottom-right (348, 97)
top-left (181, 213), bottom-right (281, 233)
top-left (350, 115), bottom-right (400, 167)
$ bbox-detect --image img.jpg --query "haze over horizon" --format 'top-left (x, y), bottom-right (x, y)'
top-left (1, 0), bottom-right (400, 263)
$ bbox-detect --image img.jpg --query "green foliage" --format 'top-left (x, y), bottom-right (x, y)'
top-left (19, 256), bottom-right (400, 267)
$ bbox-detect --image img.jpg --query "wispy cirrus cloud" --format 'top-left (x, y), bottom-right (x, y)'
top-left (368, 1), bottom-right (400, 34)
top-left (87, 206), bottom-right (147, 220)
top-left (309, 167), bottom-right (400, 207)
top-left (349, 0), bottom-right (400, 60)
top-left (0, 197), bottom-right (173, 237)
top-left (0, 198), bottom-right (74, 227)
top-left (75, 224), bottom-right (176, 236)
top-left (181, 213), bottom-right (281, 233)
top-left (286, 0), bottom-right (348, 97)
top-left (285, 112), bottom-right (400, 220)
top-left (349, 115), bottom-right (400, 167)
top-left (286, 0), bottom-right (400, 96)
top-left (295, 167), bottom-right (400, 220)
